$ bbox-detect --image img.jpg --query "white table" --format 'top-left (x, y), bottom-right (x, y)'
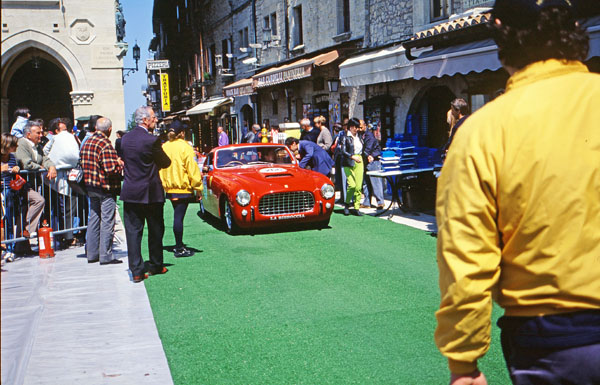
top-left (366, 167), bottom-right (434, 216)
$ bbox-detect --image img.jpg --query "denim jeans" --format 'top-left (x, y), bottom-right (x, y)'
top-left (363, 160), bottom-right (384, 206)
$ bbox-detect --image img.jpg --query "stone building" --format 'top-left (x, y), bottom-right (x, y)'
top-left (150, 0), bottom-right (600, 152)
top-left (1, 0), bottom-right (129, 137)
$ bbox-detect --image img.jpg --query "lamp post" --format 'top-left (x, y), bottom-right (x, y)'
top-left (122, 41), bottom-right (140, 84)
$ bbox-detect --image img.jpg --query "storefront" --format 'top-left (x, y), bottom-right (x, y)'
top-left (223, 77), bottom-right (255, 141)
top-left (186, 97), bottom-right (233, 152)
top-left (252, 50), bottom-right (341, 131)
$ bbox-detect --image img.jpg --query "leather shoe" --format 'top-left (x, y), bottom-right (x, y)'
top-left (174, 247), bottom-right (195, 258)
top-left (351, 209), bottom-right (363, 217)
top-left (100, 259), bottom-right (123, 265)
top-left (88, 258), bottom-right (100, 263)
top-left (148, 266), bottom-right (168, 276)
top-left (343, 205), bottom-right (350, 216)
top-left (376, 205), bottom-right (385, 210)
top-left (359, 204), bottom-right (371, 209)
top-left (132, 273), bottom-right (149, 283)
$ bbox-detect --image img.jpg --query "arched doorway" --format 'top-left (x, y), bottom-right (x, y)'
top-left (240, 104), bottom-right (254, 135)
top-left (7, 49), bottom-right (73, 127)
top-left (406, 85), bottom-right (455, 148)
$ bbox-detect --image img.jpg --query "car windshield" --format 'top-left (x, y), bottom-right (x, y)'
top-left (215, 146), bottom-right (294, 168)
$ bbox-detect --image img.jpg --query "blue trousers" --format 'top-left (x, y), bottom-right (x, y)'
top-left (499, 311), bottom-right (600, 385)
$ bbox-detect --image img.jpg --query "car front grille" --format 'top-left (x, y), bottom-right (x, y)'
top-left (258, 191), bottom-right (315, 215)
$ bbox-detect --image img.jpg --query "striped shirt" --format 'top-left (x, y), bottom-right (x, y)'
top-left (80, 132), bottom-right (122, 192)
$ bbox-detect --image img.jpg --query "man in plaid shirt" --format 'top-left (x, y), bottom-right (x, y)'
top-left (80, 117), bottom-right (124, 265)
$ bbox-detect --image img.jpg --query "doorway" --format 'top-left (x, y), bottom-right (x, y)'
top-left (7, 51), bottom-right (73, 127)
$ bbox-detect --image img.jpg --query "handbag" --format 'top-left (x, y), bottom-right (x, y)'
top-left (67, 163), bottom-right (87, 195)
top-left (9, 174), bottom-right (27, 191)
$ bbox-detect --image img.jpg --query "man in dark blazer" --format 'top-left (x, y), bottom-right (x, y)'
top-left (285, 137), bottom-right (334, 177)
top-left (120, 106), bottom-right (171, 283)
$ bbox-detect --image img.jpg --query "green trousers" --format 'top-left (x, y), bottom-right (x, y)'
top-left (344, 160), bottom-right (364, 209)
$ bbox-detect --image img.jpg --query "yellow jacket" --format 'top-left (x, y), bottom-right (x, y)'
top-left (435, 60), bottom-right (600, 374)
top-left (159, 139), bottom-right (203, 194)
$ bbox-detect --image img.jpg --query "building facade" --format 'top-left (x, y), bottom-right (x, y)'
top-left (1, 0), bottom-right (129, 137)
top-left (150, 0), bottom-right (600, 152)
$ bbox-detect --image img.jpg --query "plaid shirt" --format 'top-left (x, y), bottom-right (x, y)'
top-left (80, 132), bottom-right (123, 192)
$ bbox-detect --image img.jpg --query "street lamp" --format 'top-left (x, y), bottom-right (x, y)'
top-left (122, 41), bottom-right (141, 84)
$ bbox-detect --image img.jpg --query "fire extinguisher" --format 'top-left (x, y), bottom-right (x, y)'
top-left (38, 220), bottom-right (55, 259)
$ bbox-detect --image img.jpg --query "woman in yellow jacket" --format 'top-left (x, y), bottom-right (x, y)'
top-left (159, 120), bottom-right (203, 258)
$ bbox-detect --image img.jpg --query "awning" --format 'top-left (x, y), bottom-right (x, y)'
top-left (223, 77), bottom-right (254, 97)
top-left (186, 97), bottom-right (233, 116)
top-left (339, 45), bottom-right (413, 87)
top-left (412, 39), bottom-right (501, 80)
top-left (252, 50), bottom-right (339, 89)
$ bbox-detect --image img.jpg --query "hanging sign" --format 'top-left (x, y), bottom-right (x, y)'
top-left (161, 73), bottom-right (171, 112)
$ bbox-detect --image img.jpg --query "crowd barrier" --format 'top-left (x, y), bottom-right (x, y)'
top-left (1, 167), bottom-right (88, 251)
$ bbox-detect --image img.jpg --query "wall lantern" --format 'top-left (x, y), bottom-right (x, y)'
top-left (327, 78), bottom-right (340, 93)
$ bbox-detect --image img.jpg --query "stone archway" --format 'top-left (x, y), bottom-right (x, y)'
top-left (1, 29), bottom-right (91, 132)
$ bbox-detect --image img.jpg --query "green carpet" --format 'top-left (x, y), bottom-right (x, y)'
top-left (135, 203), bottom-right (510, 384)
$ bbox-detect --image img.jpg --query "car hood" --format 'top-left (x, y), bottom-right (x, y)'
top-left (217, 164), bottom-right (326, 192)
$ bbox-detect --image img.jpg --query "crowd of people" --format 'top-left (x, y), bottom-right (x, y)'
top-left (282, 116), bottom-right (384, 216)
top-left (1, 106), bottom-right (203, 279)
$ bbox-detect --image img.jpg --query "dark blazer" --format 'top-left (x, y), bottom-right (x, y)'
top-left (362, 130), bottom-right (382, 159)
top-left (298, 140), bottom-right (334, 176)
top-left (300, 127), bottom-right (320, 143)
top-left (120, 126), bottom-right (171, 203)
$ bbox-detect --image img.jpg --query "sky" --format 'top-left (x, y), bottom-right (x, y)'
top-left (122, 0), bottom-right (154, 123)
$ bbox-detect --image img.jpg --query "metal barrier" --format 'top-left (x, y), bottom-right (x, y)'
top-left (1, 167), bottom-right (88, 252)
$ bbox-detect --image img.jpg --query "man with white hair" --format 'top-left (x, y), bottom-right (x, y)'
top-left (299, 118), bottom-right (319, 143)
top-left (80, 117), bottom-right (123, 265)
top-left (120, 106), bottom-right (171, 283)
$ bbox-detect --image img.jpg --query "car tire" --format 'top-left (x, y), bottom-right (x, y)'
top-left (222, 199), bottom-right (239, 235)
top-left (316, 218), bottom-right (330, 229)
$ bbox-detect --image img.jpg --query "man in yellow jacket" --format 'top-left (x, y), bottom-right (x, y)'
top-left (435, 1), bottom-right (600, 384)
top-left (159, 120), bottom-right (203, 258)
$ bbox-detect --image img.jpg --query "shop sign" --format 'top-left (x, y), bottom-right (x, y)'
top-left (463, 0), bottom-right (493, 8)
top-left (253, 63), bottom-right (312, 88)
top-left (161, 73), bottom-right (171, 112)
top-left (224, 84), bottom-right (254, 97)
top-left (147, 59), bottom-right (170, 70)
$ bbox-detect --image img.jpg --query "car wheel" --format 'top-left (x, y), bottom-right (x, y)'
top-left (316, 217), bottom-right (330, 229)
top-left (222, 200), bottom-right (239, 234)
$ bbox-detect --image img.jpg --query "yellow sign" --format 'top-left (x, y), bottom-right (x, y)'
top-left (160, 73), bottom-right (171, 112)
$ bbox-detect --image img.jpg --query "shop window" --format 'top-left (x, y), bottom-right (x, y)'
top-left (431, 0), bottom-right (451, 21)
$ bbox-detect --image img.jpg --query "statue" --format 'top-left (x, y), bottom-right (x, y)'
top-left (115, 0), bottom-right (126, 42)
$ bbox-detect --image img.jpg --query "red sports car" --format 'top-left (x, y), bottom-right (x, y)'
top-left (199, 143), bottom-right (335, 234)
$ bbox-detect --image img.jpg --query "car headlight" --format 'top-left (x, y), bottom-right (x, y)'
top-left (320, 183), bottom-right (335, 200)
top-left (236, 190), bottom-right (251, 206)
